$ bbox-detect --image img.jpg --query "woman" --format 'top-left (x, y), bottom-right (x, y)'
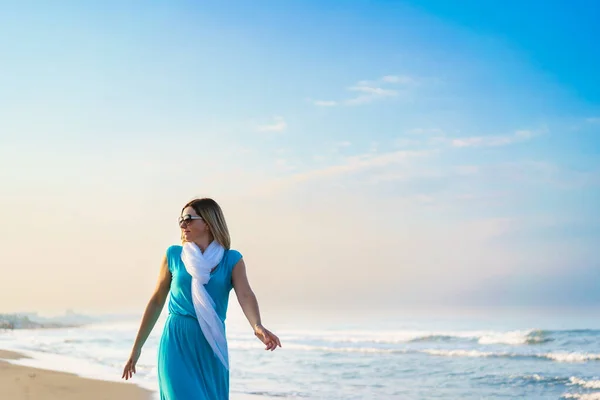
top-left (122, 198), bottom-right (281, 399)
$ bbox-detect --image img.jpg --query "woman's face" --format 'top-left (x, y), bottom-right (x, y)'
top-left (179, 206), bottom-right (208, 242)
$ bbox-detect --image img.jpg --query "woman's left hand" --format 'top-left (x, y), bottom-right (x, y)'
top-left (254, 324), bottom-right (282, 351)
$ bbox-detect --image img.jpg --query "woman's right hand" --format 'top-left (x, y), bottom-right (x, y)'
top-left (121, 348), bottom-right (141, 380)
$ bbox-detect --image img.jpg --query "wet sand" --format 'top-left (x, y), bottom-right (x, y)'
top-left (0, 349), bottom-right (152, 400)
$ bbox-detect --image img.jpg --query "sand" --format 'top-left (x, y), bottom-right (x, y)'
top-left (0, 349), bottom-right (268, 400)
top-left (0, 349), bottom-right (153, 400)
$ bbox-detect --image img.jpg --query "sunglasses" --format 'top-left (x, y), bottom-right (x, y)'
top-left (178, 214), bottom-right (203, 227)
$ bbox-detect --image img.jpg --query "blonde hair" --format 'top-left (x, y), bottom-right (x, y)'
top-left (181, 198), bottom-right (231, 249)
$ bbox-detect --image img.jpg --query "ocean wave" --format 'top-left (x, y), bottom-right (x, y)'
top-left (511, 374), bottom-right (600, 388)
top-left (515, 373), bottom-right (569, 385)
top-left (423, 349), bottom-right (498, 358)
top-left (230, 341), bottom-right (404, 353)
top-left (544, 353), bottom-right (600, 363)
top-left (243, 390), bottom-right (310, 398)
top-left (274, 328), bottom-right (554, 346)
top-left (563, 393), bottom-right (600, 400)
top-left (234, 341), bottom-right (600, 364)
top-left (477, 329), bottom-right (552, 345)
top-left (262, 343), bottom-right (407, 354)
top-left (570, 378), bottom-right (600, 389)
top-left (424, 349), bottom-right (600, 363)
top-left (413, 330), bottom-right (553, 345)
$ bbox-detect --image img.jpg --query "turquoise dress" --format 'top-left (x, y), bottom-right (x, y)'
top-left (158, 244), bottom-right (242, 400)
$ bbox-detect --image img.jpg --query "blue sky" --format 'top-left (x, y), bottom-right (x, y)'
top-left (0, 1), bottom-right (599, 313)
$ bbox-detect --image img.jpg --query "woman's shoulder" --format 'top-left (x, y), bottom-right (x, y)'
top-left (166, 244), bottom-right (183, 258)
top-left (225, 248), bottom-right (243, 266)
top-left (163, 245), bottom-right (183, 273)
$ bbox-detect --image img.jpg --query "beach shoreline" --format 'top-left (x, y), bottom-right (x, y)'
top-left (0, 348), bottom-right (272, 400)
top-left (0, 349), bottom-right (153, 400)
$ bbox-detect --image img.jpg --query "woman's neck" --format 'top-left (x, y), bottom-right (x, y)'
top-left (193, 235), bottom-right (214, 252)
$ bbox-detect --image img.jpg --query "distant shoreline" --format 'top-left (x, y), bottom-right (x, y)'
top-left (0, 322), bottom-right (83, 330)
top-left (0, 312), bottom-right (94, 330)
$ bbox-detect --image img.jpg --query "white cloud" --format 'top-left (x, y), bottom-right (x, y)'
top-left (369, 142), bottom-right (379, 153)
top-left (274, 158), bottom-right (296, 172)
top-left (454, 165), bottom-right (480, 175)
top-left (344, 80), bottom-right (399, 105)
top-left (407, 128), bottom-right (445, 135)
top-left (368, 168), bottom-right (445, 183)
top-left (312, 74), bottom-right (416, 107)
top-left (403, 127), bottom-right (539, 149)
top-left (452, 191), bottom-right (510, 202)
top-left (347, 85), bottom-right (398, 96)
top-left (413, 194), bottom-right (436, 204)
top-left (343, 95), bottom-right (379, 106)
top-left (451, 129), bottom-right (536, 148)
top-left (256, 116), bottom-right (287, 132)
top-left (586, 117), bottom-right (600, 124)
top-left (460, 217), bottom-right (518, 239)
top-left (257, 148), bottom-right (435, 193)
top-left (394, 138), bottom-right (422, 147)
top-left (428, 136), bottom-right (447, 146)
top-left (334, 141), bottom-right (351, 149)
top-left (290, 151), bottom-right (419, 180)
top-left (313, 100), bottom-right (338, 107)
top-left (382, 75), bottom-right (417, 84)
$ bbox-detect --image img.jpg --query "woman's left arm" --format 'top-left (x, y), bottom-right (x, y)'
top-left (232, 258), bottom-right (282, 351)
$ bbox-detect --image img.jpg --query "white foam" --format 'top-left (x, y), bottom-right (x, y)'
top-left (545, 352), bottom-right (600, 363)
top-left (570, 377), bottom-right (600, 389)
top-left (275, 328), bottom-right (545, 345)
top-left (423, 349), bottom-right (497, 358)
top-left (233, 339), bottom-right (600, 363)
top-left (563, 393), bottom-right (600, 400)
top-left (478, 329), bottom-right (544, 345)
top-left (274, 328), bottom-right (440, 344)
top-left (528, 374), bottom-right (545, 381)
top-left (274, 343), bottom-right (402, 354)
top-left (419, 349), bottom-right (600, 363)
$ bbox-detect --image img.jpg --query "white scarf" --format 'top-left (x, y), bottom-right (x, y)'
top-left (181, 241), bottom-right (229, 370)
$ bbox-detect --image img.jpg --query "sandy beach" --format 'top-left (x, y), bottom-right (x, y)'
top-left (0, 349), bottom-right (152, 400)
top-left (0, 348), bottom-right (271, 400)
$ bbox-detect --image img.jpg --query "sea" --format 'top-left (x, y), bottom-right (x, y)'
top-left (1, 305), bottom-right (600, 400)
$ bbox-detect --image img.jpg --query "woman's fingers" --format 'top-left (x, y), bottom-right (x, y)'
top-left (267, 332), bottom-right (280, 350)
top-left (256, 327), bottom-right (282, 351)
top-left (265, 332), bottom-right (280, 351)
top-left (122, 360), bottom-right (137, 380)
top-left (263, 334), bottom-right (273, 350)
top-left (272, 333), bottom-right (282, 348)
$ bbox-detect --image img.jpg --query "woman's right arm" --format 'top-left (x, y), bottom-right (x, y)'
top-left (122, 253), bottom-right (171, 380)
